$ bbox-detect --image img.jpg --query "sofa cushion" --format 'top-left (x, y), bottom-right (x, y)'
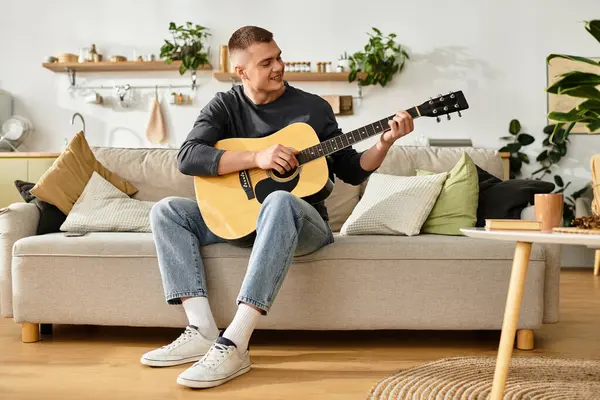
top-left (60, 172), bottom-right (155, 233)
top-left (92, 147), bottom-right (195, 201)
top-left (416, 152), bottom-right (479, 235)
top-left (361, 146), bottom-right (504, 195)
top-left (340, 172), bottom-right (448, 236)
top-left (13, 231), bottom-right (545, 262)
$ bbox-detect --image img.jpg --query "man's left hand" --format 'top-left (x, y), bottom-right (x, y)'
top-left (380, 111), bottom-right (414, 146)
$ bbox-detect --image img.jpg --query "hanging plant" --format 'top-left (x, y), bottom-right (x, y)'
top-left (347, 27), bottom-right (409, 87)
top-left (160, 22), bottom-right (211, 75)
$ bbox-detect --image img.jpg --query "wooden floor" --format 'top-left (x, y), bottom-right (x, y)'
top-left (1, 269), bottom-right (599, 400)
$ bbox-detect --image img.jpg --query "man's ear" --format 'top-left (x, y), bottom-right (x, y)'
top-left (234, 65), bottom-right (247, 80)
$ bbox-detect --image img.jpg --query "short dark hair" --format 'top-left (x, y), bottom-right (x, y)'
top-left (228, 26), bottom-right (273, 53)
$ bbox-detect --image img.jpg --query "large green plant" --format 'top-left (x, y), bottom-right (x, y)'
top-left (499, 119), bottom-right (535, 178)
top-left (348, 27), bottom-right (409, 87)
top-left (160, 22), bottom-right (211, 75)
top-left (546, 20), bottom-right (600, 141)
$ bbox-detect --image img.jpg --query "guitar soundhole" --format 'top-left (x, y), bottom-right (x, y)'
top-left (271, 167), bottom-right (297, 180)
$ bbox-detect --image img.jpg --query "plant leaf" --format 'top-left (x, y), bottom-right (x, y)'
top-left (587, 119), bottom-right (600, 133)
top-left (518, 152), bottom-right (530, 163)
top-left (372, 27), bottom-right (382, 35)
top-left (548, 71), bottom-right (600, 91)
top-left (518, 133), bottom-right (535, 145)
top-left (547, 54), bottom-right (600, 67)
top-left (549, 151), bottom-right (562, 163)
top-left (548, 110), bottom-right (588, 122)
top-left (505, 143), bottom-right (522, 152)
top-left (558, 85), bottom-right (600, 101)
top-left (536, 150), bottom-right (549, 162)
top-left (509, 119), bottom-right (521, 135)
top-left (554, 175), bottom-right (564, 187)
top-left (585, 20), bottom-right (600, 44)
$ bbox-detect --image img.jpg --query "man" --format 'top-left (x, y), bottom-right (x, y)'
top-left (141, 26), bottom-right (414, 388)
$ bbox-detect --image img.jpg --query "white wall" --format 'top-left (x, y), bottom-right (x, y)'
top-left (1, 0), bottom-right (598, 265)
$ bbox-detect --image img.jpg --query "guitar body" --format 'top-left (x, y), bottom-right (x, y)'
top-left (193, 123), bottom-right (332, 240)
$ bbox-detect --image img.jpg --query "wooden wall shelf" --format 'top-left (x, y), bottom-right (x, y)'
top-left (213, 71), bottom-right (366, 82)
top-left (42, 61), bottom-right (212, 73)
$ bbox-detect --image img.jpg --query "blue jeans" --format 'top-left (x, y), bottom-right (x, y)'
top-left (150, 191), bottom-right (334, 314)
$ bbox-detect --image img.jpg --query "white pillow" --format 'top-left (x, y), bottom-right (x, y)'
top-left (60, 171), bottom-right (155, 233)
top-left (340, 172), bottom-right (447, 236)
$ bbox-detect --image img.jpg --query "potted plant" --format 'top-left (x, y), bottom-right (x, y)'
top-left (160, 22), bottom-right (211, 76)
top-left (347, 27), bottom-right (410, 87)
top-left (545, 20), bottom-right (600, 141)
top-left (499, 119), bottom-right (535, 178)
top-left (338, 52), bottom-right (352, 72)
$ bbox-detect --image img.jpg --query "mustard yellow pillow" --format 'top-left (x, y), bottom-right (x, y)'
top-left (30, 132), bottom-right (138, 215)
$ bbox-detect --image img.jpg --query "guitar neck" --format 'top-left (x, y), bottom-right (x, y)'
top-left (297, 106), bottom-right (421, 165)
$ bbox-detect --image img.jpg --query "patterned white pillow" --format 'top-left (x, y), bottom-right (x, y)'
top-left (60, 171), bottom-right (155, 233)
top-left (340, 172), bottom-right (448, 236)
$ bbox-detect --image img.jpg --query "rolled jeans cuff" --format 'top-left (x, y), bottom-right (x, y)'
top-left (166, 289), bottom-right (207, 305)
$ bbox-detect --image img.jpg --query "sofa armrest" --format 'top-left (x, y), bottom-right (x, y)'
top-left (0, 203), bottom-right (39, 318)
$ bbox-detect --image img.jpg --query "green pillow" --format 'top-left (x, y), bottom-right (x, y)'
top-left (416, 152), bottom-right (479, 235)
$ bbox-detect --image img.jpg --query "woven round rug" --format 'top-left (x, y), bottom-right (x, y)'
top-left (367, 356), bottom-right (600, 400)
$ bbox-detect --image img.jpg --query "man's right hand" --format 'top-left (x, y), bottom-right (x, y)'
top-left (254, 144), bottom-right (299, 174)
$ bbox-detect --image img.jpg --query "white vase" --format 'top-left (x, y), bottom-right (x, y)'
top-left (337, 59), bottom-right (352, 72)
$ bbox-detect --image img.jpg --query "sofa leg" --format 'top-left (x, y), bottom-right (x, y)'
top-left (594, 250), bottom-right (599, 276)
top-left (22, 323), bottom-right (40, 343)
top-left (516, 329), bottom-right (534, 350)
top-left (40, 323), bottom-right (53, 335)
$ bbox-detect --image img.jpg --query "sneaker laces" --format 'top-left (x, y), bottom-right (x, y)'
top-left (163, 326), bottom-right (198, 350)
top-left (196, 343), bottom-right (234, 369)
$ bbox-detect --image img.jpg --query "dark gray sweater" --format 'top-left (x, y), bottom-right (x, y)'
top-left (177, 82), bottom-right (373, 223)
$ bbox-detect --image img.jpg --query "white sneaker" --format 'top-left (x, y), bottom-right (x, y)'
top-left (176, 336), bottom-right (251, 388)
top-left (140, 325), bottom-right (215, 367)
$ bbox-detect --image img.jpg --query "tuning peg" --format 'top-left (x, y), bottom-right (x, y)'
top-left (447, 114), bottom-right (451, 121)
top-left (436, 116), bottom-right (441, 123)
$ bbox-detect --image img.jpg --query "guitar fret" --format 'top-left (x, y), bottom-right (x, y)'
top-left (365, 124), bottom-right (375, 136)
top-left (359, 127), bottom-right (368, 139)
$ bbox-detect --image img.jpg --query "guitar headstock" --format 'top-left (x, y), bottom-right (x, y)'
top-left (418, 91), bottom-right (469, 122)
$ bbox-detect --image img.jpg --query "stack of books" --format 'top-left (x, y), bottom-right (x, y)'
top-left (485, 219), bottom-right (541, 231)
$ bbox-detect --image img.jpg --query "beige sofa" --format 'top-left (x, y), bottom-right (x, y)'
top-left (0, 145), bottom-right (561, 346)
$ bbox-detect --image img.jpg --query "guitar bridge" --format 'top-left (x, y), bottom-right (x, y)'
top-left (239, 170), bottom-right (255, 200)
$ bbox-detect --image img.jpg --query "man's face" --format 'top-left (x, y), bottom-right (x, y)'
top-left (236, 40), bottom-right (285, 93)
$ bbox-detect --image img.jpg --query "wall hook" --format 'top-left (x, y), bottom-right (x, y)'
top-left (66, 67), bottom-right (76, 87)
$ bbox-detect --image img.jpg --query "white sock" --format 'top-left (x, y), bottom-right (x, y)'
top-left (182, 296), bottom-right (219, 340)
top-left (223, 304), bottom-right (261, 354)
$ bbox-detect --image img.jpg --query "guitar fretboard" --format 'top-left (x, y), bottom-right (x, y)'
top-left (297, 107), bottom-right (419, 165)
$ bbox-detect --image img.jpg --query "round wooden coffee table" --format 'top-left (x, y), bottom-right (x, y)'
top-left (460, 227), bottom-right (600, 400)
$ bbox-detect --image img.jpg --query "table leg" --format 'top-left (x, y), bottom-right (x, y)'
top-left (490, 241), bottom-right (532, 400)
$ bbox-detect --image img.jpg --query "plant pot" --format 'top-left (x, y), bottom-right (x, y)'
top-left (337, 59), bottom-right (352, 72)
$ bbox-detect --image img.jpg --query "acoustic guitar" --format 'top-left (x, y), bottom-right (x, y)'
top-left (194, 91), bottom-right (469, 240)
